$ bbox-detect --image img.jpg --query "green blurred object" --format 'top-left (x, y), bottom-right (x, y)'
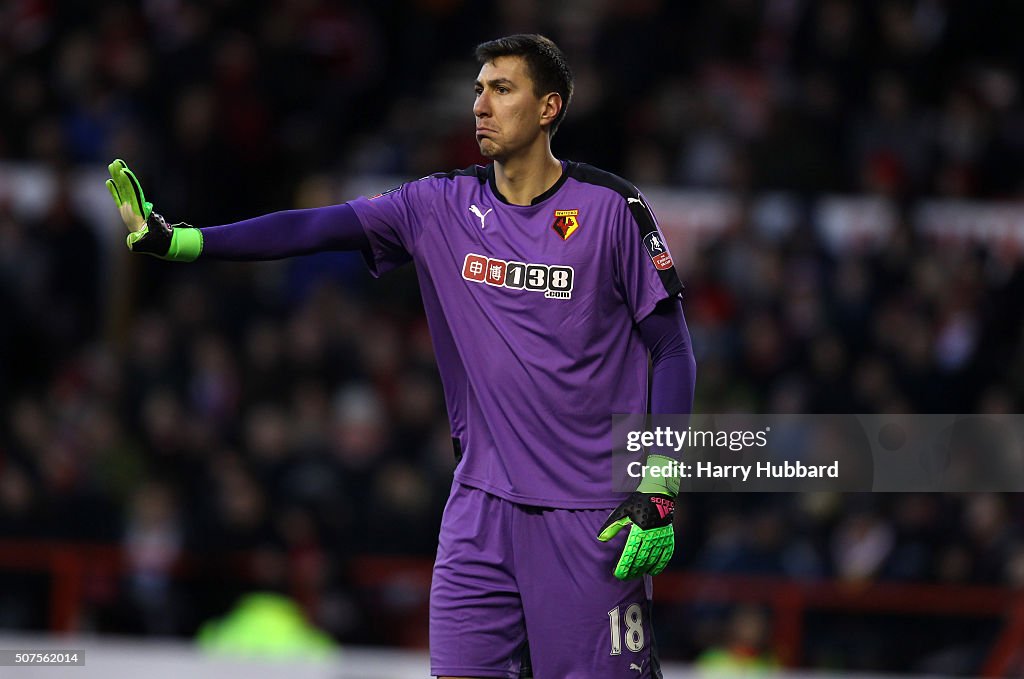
top-left (696, 647), bottom-right (777, 674)
top-left (197, 592), bottom-right (336, 660)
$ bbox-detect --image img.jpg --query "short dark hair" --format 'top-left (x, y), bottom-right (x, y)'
top-left (475, 34), bottom-right (574, 136)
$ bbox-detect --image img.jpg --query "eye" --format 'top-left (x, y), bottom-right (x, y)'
top-left (496, 86), bottom-right (509, 94)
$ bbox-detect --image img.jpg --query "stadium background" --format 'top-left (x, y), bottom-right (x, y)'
top-left (2, 0), bottom-right (1024, 675)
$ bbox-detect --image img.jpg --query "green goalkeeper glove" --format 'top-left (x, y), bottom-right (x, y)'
top-left (597, 455), bottom-right (678, 579)
top-left (105, 159), bottom-right (202, 261)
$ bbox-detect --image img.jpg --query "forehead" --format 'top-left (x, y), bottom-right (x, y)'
top-left (476, 55), bottom-right (533, 87)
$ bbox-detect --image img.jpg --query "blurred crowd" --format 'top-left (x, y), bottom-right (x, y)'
top-left (2, 0), bottom-right (1024, 673)
top-left (2, 0), bottom-right (1022, 202)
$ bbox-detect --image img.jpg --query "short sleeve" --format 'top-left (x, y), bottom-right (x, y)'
top-left (614, 193), bottom-right (684, 324)
top-left (348, 182), bottom-right (426, 277)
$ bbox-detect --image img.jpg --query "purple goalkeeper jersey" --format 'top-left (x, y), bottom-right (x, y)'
top-left (349, 162), bottom-right (683, 508)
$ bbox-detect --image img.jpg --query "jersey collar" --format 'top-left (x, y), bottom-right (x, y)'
top-left (487, 161), bottom-right (572, 206)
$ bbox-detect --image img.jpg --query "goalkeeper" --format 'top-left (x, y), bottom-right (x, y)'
top-left (108, 34), bottom-right (695, 679)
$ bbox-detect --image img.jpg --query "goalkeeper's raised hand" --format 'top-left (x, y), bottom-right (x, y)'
top-left (106, 159), bottom-right (202, 261)
top-left (597, 455), bottom-right (677, 579)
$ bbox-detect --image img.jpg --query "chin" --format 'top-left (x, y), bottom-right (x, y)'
top-left (478, 141), bottom-right (500, 159)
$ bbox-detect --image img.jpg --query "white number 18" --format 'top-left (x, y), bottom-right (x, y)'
top-left (607, 604), bottom-right (645, 655)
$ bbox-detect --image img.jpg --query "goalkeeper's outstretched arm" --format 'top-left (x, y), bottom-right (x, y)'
top-left (106, 159), bottom-right (370, 262)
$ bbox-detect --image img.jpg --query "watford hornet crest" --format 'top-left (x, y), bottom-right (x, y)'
top-left (552, 209), bottom-right (580, 240)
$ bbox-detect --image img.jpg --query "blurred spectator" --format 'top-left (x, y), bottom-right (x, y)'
top-left (123, 481), bottom-right (184, 635)
top-left (831, 510), bottom-right (895, 582)
top-left (696, 605), bottom-right (777, 674)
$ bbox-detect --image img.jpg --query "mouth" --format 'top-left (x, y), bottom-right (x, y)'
top-left (476, 128), bottom-right (496, 139)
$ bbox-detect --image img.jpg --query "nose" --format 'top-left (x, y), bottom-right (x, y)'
top-left (474, 91), bottom-right (490, 119)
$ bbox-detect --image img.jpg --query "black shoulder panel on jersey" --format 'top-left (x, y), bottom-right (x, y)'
top-left (567, 161), bottom-right (640, 199)
top-left (429, 165), bottom-right (488, 183)
top-left (568, 162), bottom-right (684, 298)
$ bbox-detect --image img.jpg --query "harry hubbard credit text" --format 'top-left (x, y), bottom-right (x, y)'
top-left (624, 426), bottom-right (840, 482)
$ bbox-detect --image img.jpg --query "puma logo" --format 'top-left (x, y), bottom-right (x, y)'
top-left (627, 196), bottom-right (645, 209)
top-left (469, 204), bottom-right (493, 229)
top-left (630, 659), bottom-right (645, 673)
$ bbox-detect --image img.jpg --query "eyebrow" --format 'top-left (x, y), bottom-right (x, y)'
top-left (474, 77), bottom-right (516, 89)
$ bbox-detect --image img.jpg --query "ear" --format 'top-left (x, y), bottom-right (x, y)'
top-left (539, 92), bottom-right (562, 131)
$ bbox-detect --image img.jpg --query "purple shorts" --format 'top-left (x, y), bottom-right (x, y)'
top-left (430, 482), bottom-right (661, 679)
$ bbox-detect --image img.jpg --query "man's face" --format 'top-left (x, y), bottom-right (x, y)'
top-left (473, 56), bottom-right (551, 160)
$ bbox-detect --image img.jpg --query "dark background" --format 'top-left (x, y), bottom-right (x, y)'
top-left (2, 0), bottom-right (1024, 673)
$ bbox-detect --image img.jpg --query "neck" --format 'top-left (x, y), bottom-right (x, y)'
top-left (493, 139), bottom-right (562, 206)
